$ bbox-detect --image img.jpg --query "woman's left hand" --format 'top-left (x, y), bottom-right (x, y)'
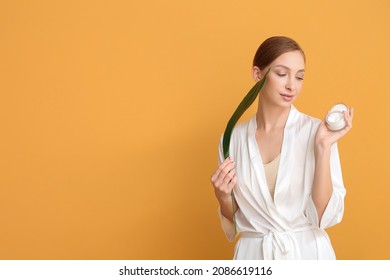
top-left (315, 107), bottom-right (354, 148)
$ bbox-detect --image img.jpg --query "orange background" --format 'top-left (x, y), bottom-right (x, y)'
top-left (0, 0), bottom-right (389, 259)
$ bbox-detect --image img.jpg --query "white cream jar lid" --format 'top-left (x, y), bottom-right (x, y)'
top-left (326, 103), bottom-right (348, 131)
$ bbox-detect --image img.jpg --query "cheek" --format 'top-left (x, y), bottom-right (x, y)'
top-left (295, 81), bottom-right (304, 92)
top-left (265, 77), bottom-right (283, 92)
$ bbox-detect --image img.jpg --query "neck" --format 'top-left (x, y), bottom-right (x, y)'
top-left (256, 100), bottom-right (291, 132)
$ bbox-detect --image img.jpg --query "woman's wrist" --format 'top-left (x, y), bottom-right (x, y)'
top-left (216, 191), bottom-right (233, 203)
top-left (314, 141), bottom-right (331, 157)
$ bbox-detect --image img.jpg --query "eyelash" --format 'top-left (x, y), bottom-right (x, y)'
top-left (276, 73), bottom-right (304, 81)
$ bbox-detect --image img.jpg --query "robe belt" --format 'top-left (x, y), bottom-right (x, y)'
top-left (240, 226), bottom-right (317, 259)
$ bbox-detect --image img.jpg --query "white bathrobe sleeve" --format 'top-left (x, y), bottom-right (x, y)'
top-left (305, 142), bottom-right (346, 229)
top-left (216, 135), bottom-right (237, 242)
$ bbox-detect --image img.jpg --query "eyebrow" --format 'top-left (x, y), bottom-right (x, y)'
top-left (274, 64), bottom-right (305, 73)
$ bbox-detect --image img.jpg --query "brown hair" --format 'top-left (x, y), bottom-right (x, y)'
top-left (253, 36), bottom-right (306, 69)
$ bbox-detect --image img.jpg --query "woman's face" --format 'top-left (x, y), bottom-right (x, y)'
top-left (256, 50), bottom-right (305, 108)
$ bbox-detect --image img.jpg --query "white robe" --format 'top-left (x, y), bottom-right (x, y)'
top-left (217, 105), bottom-right (346, 260)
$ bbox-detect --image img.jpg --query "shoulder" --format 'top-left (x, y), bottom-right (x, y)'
top-left (292, 106), bottom-right (322, 135)
top-left (219, 115), bottom-right (254, 149)
top-left (292, 105), bottom-right (320, 123)
top-left (218, 114), bottom-right (253, 140)
top-left (230, 115), bottom-right (255, 139)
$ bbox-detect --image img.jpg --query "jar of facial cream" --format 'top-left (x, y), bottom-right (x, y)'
top-left (326, 103), bottom-right (348, 131)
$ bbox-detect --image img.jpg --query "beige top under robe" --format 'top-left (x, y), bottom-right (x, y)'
top-left (263, 153), bottom-right (281, 199)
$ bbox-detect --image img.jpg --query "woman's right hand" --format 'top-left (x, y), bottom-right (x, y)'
top-left (210, 157), bottom-right (237, 201)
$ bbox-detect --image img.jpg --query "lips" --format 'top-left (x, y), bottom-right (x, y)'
top-left (280, 93), bottom-right (294, 101)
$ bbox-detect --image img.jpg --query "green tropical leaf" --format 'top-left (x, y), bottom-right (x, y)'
top-left (221, 68), bottom-right (270, 235)
top-left (222, 68), bottom-right (270, 159)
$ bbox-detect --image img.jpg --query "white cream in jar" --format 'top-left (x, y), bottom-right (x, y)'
top-left (326, 103), bottom-right (348, 131)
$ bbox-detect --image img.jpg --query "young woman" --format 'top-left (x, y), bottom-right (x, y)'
top-left (211, 36), bottom-right (354, 260)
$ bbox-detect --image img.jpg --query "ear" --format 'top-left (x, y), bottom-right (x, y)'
top-left (252, 66), bottom-right (262, 82)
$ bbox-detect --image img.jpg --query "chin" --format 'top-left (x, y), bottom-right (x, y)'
top-left (276, 100), bottom-right (294, 108)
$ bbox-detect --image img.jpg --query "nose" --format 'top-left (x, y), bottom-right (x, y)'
top-left (285, 77), bottom-right (295, 92)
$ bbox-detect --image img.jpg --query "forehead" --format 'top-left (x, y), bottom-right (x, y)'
top-left (271, 51), bottom-right (305, 71)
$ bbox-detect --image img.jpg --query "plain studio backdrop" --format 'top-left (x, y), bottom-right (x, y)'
top-left (0, 0), bottom-right (389, 259)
